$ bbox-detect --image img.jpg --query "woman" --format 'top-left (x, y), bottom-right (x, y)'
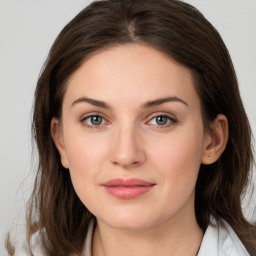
top-left (6, 0), bottom-right (256, 255)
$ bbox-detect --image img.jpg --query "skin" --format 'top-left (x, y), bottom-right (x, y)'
top-left (51, 44), bottom-right (228, 256)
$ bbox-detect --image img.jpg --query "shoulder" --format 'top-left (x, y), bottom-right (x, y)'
top-left (198, 217), bottom-right (250, 256)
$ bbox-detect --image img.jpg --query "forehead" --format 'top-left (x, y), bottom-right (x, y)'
top-left (63, 44), bottom-right (200, 109)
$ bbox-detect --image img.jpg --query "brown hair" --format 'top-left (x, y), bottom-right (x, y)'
top-left (6, 0), bottom-right (256, 255)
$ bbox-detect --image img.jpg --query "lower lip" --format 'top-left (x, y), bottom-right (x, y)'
top-left (104, 185), bottom-right (154, 199)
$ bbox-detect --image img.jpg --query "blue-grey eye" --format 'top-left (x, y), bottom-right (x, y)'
top-left (148, 115), bottom-right (175, 126)
top-left (155, 116), bottom-right (168, 125)
top-left (91, 116), bottom-right (102, 125)
top-left (84, 115), bottom-right (105, 126)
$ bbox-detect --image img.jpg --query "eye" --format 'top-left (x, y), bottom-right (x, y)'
top-left (81, 115), bottom-right (107, 127)
top-left (147, 115), bottom-right (177, 127)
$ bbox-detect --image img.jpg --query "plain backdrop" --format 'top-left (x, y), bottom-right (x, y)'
top-left (0, 0), bottom-right (255, 255)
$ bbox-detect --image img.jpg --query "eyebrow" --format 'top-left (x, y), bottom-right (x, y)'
top-left (71, 96), bottom-right (188, 109)
top-left (71, 97), bottom-right (111, 109)
top-left (141, 96), bottom-right (188, 108)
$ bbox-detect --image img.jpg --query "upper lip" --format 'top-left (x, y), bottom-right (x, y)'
top-left (102, 178), bottom-right (155, 187)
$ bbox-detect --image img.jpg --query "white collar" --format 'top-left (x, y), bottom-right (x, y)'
top-left (197, 217), bottom-right (249, 256)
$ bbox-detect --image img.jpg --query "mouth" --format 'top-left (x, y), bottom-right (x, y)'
top-left (101, 178), bottom-right (156, 199)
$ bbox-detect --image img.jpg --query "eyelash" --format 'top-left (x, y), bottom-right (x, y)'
top-left (146, 115), bottom-right (177, 128)
top-left (80, 114), bottom-right (108, 128)
top-left (80, 114), bottom-right (177, 129)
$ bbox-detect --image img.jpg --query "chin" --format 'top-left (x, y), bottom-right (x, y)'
top-left (105, 218), bottom-right (153, 230)
top-left (95, 206), bottom-right (162, 230)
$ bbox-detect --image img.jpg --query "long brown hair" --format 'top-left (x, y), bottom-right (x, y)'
top-left (7, 0), bottom-right (256, 255)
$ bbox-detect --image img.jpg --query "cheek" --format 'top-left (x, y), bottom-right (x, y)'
top-left (67, 142), bottom-right (98, 173)
top-left (63, 132), bottom-right (108, 204)
top-left (64, 127), bottom-right (108, 172)
top-left (144, 124), bottom-right (205, 218)
top-left (150, 123), bottom-right (204, 190)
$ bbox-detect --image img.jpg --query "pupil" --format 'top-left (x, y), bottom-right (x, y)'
top-left (156, 116), bottom-right (167, 125)
top-left (91, 116), bottom-right (102, 125)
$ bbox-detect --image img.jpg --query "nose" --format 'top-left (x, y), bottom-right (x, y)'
top-left (110, 124), bottom-right (146, 169)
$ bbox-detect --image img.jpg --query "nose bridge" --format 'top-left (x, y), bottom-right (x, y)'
top-left (110, 120), bottom-right (145, 167)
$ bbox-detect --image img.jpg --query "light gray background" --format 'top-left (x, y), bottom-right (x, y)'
top-left (0, 0), bottom-right (255, 255)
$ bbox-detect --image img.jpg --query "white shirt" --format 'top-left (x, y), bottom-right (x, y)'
top-left (197, 218), bottom-right (249, 256)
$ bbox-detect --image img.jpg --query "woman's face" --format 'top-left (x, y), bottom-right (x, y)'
top-left (53, 44), bottom-right (211, 230)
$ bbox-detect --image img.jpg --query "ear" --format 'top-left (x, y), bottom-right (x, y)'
top-left (51, 117), bottom-right (69, 168)
top-left (201, 114), bottom-right (229, 165)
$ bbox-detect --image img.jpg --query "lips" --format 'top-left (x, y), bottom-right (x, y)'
top-left (102, 178), bottom-right (156, 199)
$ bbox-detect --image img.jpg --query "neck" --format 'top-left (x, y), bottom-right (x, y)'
top-left (92, 212), bottom-right (203, 256)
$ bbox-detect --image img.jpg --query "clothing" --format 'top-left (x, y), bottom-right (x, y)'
top-left (11, 218), bottom-right (250, 256)
top-left (242, 170), bottom-right (256, 224)
top-left (197, 218), bottom-right (250, 256)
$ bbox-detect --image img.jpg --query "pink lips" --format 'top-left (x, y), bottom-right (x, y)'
top-left (102, 178), bottom-right (155, 199)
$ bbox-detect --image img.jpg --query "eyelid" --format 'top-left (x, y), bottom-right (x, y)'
top-left (80, 112), bottom-right (110, 128)
top-left (79, 111), bottom-right (177, 129)
top-left (146, 113), bottom-right (178, 127)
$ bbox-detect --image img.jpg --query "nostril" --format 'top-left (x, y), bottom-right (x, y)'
top-left (111, 160), bottom-right (141, 168)
top-left (110, 136), bottom-right (146, 167)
